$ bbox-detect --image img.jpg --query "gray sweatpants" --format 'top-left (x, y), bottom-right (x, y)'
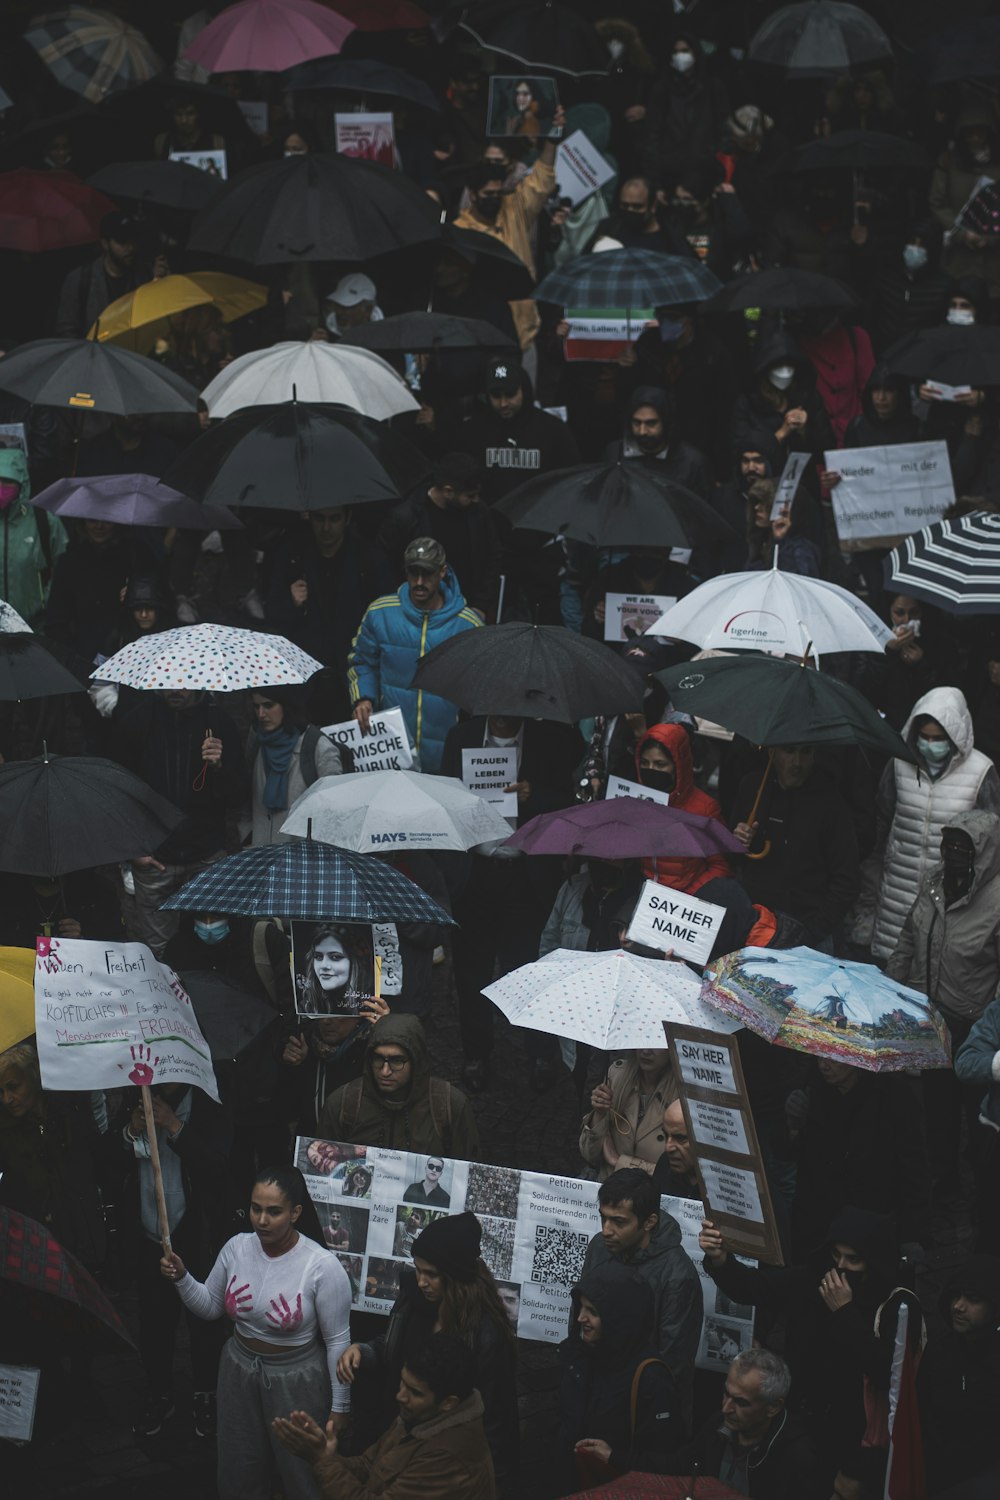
top-left (217, 1336), bottom-right (332, 1500)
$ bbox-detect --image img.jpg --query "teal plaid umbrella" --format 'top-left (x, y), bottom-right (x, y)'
top-left (24, 7), bottom-right (161, 104)
top-left (534, 248), bottom-right (721, 311)
top-left (162, 839), bottom-right (456, 923)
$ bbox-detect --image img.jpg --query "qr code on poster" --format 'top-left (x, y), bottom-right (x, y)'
top-left (530, 1224), bottom-right (589, 1288)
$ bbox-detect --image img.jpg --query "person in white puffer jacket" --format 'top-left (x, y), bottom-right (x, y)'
top-left (853, 686), bottom-right (1000, 961)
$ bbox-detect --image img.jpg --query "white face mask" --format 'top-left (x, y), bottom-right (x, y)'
top-left (490, 734), bottom-right (519, 747)
top-left (973, 147), bottom-right (992, 165)
top-left (769, 365), bottom-right (795, 390)
top-left (902, 244), bottom-right (927, 272)
top-left (672, 50), bottom-right (695, 73)
top-left (607, 38), bottom-right (625, 59)
top-left (947, 307), bottom-right (975, 326)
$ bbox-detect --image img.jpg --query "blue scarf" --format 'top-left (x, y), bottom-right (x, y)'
top-left (257, 724), bottom-right (299, 812)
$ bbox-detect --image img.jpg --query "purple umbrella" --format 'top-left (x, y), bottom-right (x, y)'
top-left (31, 473), bottom-right (242, 531)
top-left (505, 798), bottom-right (745, 859)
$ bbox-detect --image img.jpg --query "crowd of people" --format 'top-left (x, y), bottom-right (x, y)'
top-left (3, 3), bottom-right (1000, 1499)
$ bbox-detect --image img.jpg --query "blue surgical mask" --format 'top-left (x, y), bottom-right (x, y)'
top-left (902, 244), bottom-right (927, 272)
top-left (194, 919), bottom-right (230, 945)
top-left (917, 736), bottom-right (951, 764)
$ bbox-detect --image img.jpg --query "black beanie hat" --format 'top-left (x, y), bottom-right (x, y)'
top-left (411, 1211), bottom-right (481, 1281)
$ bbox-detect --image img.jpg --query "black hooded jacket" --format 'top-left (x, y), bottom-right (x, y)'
top-left (731, 330), bottom-right (834, 472)
top-left (601, 385), bottom-right (713, 497)
top-left (844, 364), bottom-right (922, 449)
top-left (918, 1254), bottom-right (1000, 1492)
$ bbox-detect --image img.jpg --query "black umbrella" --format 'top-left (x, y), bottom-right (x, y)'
top-left (439, 225), bottom-right (536, 299)
top-left (883, 327), bottom-right (1000, 388)
top-left (88, 159), bottom-right (223, 212)
top-left (0, 338), bottom-right (199, 415)
top-left (163, 400), bottom-right (429, 512)
top-left (342, 312), bottom-right (517, 354)
top-left (178, 970), bottom-right (279, 1061)
top-left (187, 152), bottom-right (441, 265)
top-left (460, 0), bottom-right (608, 78)
top-left (748, 2), bottom-right (892, 77)
top-left (0, 753), bottom-right (184, 876)
top-left (703, 267), bottom-right (857, 315)
top-left (790, 130), bottom-right (930, 173)
top-left (495, 457), bottom-right (735, 550)
top-left (285, 57), bottom-right (440, 112)
top-left (0, 634), bottom-right (83, 701)
top-left (410, 622), bottom-right (646, 722)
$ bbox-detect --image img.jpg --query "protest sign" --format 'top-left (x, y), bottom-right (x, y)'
top-left (606, 775), bottom-right (669, 807)
top-left (564, 308), bottom-right (654, 363)
top-left (335, 113), bottom-right (396, 168)
top-left (237, 100), bottom-right (268, 136)
top-left (0, 422), bottom-right (28, 459)
top-left (664, 1023), bottom-right (784, 1265)
top-left (321, 709), bottom-right (413, 771)
top-left (603, 592), bottom-right (675, 643)
top-left (297, 1137), bottom-right (754, 1363)
top-left (290, 921), bottom-right (376, 1017)
top-left (923, 380), bottom-right (973, 402)
top-left (169, 149), bottom-right (227, 180)
top-left (626, 881), bottom-right (725, 965)
top-left (555, 129), bottom-right (615, 207)
top-left (487, 77), bottom-right (561, 141)
top-left (825, 441), bottom-right (954, 548)
top-left (770, 451), bottom-right (810, 520)
top-left (461, 746), bottom-right (518, 817)
top-left (33, 938), bottom-right (218, 1101)
top-left (0, 1365), bottom-right (40, 1442)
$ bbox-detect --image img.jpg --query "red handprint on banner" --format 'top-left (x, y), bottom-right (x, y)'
top-left (125, 1043), bottom-right (160, 1086)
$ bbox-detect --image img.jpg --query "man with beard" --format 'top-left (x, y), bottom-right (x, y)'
top-left (378, 455), bottom-right (503, 619)
top-left (55, 211), bottom-right (157, 338)
top-left (603, 386), bottom-right (712, 498)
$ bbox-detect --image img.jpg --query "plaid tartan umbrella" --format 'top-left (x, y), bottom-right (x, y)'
top-left (0, 1206), bottom-right (134, 1347)
top-left (534, 248), bottom-right (721, 312)
top-left (884, 511), bottom-right (1000, 615)
top-left (162, 839), bottom-right (457, 923)
top-left (24, 7), bottom-right (161, 104)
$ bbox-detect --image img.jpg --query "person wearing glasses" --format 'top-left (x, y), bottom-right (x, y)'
top-left (404, 1157), bottom-right (452, 1208)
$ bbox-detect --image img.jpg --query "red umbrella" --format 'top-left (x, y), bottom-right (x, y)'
top-left (0, 168), bottom-right (114, 252)
top-left (0, 1206), bottom-right (134, 1347)
top-left (564, 1473), bottom-right (744, 1500)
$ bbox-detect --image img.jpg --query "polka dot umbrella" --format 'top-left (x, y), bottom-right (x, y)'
top-left (92, 623), bottom-right (322, 693)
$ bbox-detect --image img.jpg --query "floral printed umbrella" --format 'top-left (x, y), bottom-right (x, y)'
top-left (93, 623), bottom-right (322, 692)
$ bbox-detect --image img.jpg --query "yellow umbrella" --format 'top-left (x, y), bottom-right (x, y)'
top-left (90, 272), bottom-right (268, 352)
top-left (0, 946), bottom-right (37, 1055)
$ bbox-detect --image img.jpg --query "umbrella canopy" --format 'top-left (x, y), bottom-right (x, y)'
top-left (282, 770), bottom-right (513, 852)
top-left (701, 945), bottom-right (950, 1072)
top-left (460, 1), bottom-right (608, 79)
top-left (506, 798), bottom-right (745, 860)
top-left (187, 152), bottom-right (441, 265)
top-left (411, 622), bottom-right (646, 723)
top-left (535, 248), bottom-right (721, 312)
top-left (88, 159), bottom-right (223, 212)
top-left (90, 271), bottom-right (268, 353)
top-left (201, 340), bottom-right (419, 420)
top-left (341, 312), bottom-right (517, 355)
top-left (178, 969), bottom-right (279, 1060)
top-left (286, 56), bottom-right (439, 110)
top-left (32, 473), bottom-right (242, 532)
top-left (440, 225), bottom-right (536, 299)
top-left (790, 129), bottom-right (930, 173)
top-left (656, 655), bottom-right (918, 762)
top-left (163, 400), bottom-right (427, 512)
top-left (184, 0), bottom-right (354, 73)
top-left (94, 623), bottom-right (322, 692)
top-left (24, 7), bottom-right (161, 103)
top-left (748, 2), bottom-right (891, 76)
top-left (484, 948), bottom-right (742, 1051)
top-left (647, 565), bottom-right (893, 657)
top-left (326, 0), bottom-right (430, 31)
top-left (0, 634), bottom-right (83, 701)
top-left (161, 838), bottom-right (457, 922)
top-left (495, 457), bottom-right (733, 550)
top-left (0, 946), bottom-right (36, 1054)
top-left (0, 168), bottom-right (113, 252)
top-left (0, 337), bottom-right (199, 416)
top-left (884, 511), bottom-right (1000, 616)
top-left (0, 753), bottom-right (184, 876)
top-left (0, 600), bottom-right (31, 633)
top-left (883, 326), bottom-right (1000, 388)
top-left (703, 266), bottom-right (857, 315)
top-left (0, 1207), bottom-right (134, 1348)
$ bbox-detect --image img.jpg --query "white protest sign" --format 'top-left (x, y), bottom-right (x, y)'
top-left (825, 441), bottom-right (954, 544)
top-left (462, 747), bottom-right (517, 817)
top-left (606, 775), bottom-right (669, 807)
top-left (604, 592), bottom-right (675, 643)
top-left (33, 939), bottom-right (219, 1101)
top-left (770, 451), bottom-right (810, 520)
top-left (626, 880), bottom-right (725, 965)
top-left (237, 100), bottom-right (268, 135)
top-left (322, 709), bottom-right (413, 771)
top-left (923, 380), bottom-right (974, 402)
top-left (335, 113), bottom-right (396, 168)
top-left (555, 129), bottom-right (615, 207)
top-left (675, 1034), bottom-right (739, 1094)
top-left (687, 1095), bottom-right (750, 1155)
top-left (169, 149), bottom-right (227, 180)
top-left (0, 1365), bottom-right (40, 1442)
top-left (699, 1158), bottom-right (765, 1225)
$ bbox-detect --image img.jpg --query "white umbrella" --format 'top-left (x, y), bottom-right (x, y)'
top-left (201, 340), bottom-right (420, 420)
top-left (647, 560), bottom-right (892, 656)
top-left (483, 947), bottom-right (742, 1050)
top-left (283, 769), bottom-right (513, 852)
top-left (93, 623), bottom-right (322, 692)
top-left (0, 599), bottom-right (31, 633)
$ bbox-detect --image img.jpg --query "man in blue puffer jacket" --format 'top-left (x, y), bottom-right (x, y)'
top-left (347, 537), bottom-right (481, 772)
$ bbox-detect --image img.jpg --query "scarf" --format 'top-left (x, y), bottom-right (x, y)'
top-left (257, 724), bottom-right (299, 812)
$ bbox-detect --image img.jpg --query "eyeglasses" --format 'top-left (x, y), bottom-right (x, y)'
top-left (373, 1054), bottom-right (408, 1073)
top-left (426, 1162), bottom-right (444, 1173)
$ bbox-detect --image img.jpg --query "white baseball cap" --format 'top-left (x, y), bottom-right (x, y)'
top-left (328, 272), bottom-right (377, 307)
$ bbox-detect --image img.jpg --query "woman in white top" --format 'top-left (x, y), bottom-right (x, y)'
top-left (161, 1165), bottom-right (350, 1500)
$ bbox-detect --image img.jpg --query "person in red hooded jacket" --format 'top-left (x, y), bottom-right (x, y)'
top-left (634, 722), bottom-right (731, 894)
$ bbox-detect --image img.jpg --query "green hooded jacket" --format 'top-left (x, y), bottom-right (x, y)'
top-left (0, 448), bottom-right (67, 622)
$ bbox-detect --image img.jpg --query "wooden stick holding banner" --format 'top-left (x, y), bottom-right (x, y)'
top-left (140, 1084), bottom-right (173, 1254)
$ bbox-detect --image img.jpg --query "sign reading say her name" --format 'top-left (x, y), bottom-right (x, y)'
top-left (626, 880), bottom-right (725, 965)
top-left (322, 709), bottom-right (414, 771)
top-left (33, 938), bottom-right (218, 1100)
top-left (825, 441), bottom-right (954, 546)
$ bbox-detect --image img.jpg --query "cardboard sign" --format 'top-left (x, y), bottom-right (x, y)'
top-left (606, 775), bottom-right (669, 807)
top-left (462, 747), bottom-right (517, 817)
top-left (664, 1022), bottom-right (784, 1265)
top-left (825, 441), bottom-right (954, 548)
top-left (0, 1365), bottom-right (40, 1442)
top-left (603, 592), bottom-right (675, 643)
top-left (555, 128), bottom-right (615, 207)
top-left (169, 149), bottom-right (227, 180)
top-left (770, 451), bottom-right (810, 520)
top-left (564, 307), bottom-right (653, 363)
top-left (335, 113), bottom-right (396, 168)
top-left (322, 709), bottom-right (413, 772)
top-left (626, 880), bottom-right (725, 965)
top-left (33, 939), bottom-right (219, 1101)
top-left (486, 76), bottom-right (561, 141)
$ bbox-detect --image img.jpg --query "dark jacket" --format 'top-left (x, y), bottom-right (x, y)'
top-left (601, 385), bottom-right (713, 500)
top-left (378, 487), bottom-right (504, 617)
top-left (843, 365), bottom-right (922, 450)
top-left (264, 526), bottom-right (394, 674)
top-left (440, 717), bottom-right (582, 825)
top-left (656, 1409), bottom-right (829, 1499)
top-left (318, 1389), bottom-right (495, 1500)
top-left (641, 66), bottom-right (729, 181)
top-left (45, 531), bottom-right (163, 671)
top-left (917, 1254), bottom-right (1000, 1493)
top-left (54, 253), bottom-right (146, 339)
top-left (631, 327), bottom-right (740, 479)
top-left (447, 367), bottom-right (581, 505)
top-left (731, 331), bottom-right (835, 473)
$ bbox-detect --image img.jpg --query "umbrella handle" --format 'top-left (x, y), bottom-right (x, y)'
top-left (743, 754), bottom-right (773, 862)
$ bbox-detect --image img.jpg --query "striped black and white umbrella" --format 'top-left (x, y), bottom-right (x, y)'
top-left (884, 511), bottom-right (1000, 615)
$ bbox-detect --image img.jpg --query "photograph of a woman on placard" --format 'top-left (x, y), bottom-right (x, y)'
top-left (487, 76), bottom-right (560, 141)
top-left (292, 921), bottom-right (374, 1017)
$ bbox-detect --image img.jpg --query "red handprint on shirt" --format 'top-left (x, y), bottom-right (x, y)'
top-left (265, 1293), bottom-right (303, 1332)
top-left (225, 1276), bottom-right (253, 1320)
top-left (125, 1043), bottom-right (160, 1086)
